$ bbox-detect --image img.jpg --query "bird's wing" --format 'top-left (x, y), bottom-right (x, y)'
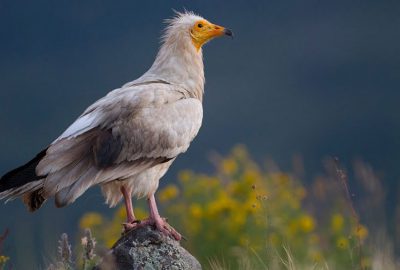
top-left (36, 82), bottom-right (203, 206)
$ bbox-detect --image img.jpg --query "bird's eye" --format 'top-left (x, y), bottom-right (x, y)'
top-left (197, 23), bottom-right (203, 28)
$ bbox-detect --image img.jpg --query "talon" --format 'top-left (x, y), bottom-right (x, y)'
top-left (122, 219), bottom-right (142, 231)
top-left (123, 222), bottom-right (136, 230)
top-left (153, 216), bottom-right (181, 241)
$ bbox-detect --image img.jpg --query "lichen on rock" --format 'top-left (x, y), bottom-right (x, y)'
top-left (95, 225), bottom-right (201, 270)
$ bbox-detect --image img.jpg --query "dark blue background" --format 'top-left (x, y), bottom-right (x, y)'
top-left (0, 1), bottom-right (399, 267)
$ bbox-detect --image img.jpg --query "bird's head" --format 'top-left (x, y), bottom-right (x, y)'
top-left (164, 11), bottom-right (233, 51)
top-left (189, 18), bottom-right (233, 50)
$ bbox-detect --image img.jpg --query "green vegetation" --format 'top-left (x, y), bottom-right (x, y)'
top-left (79, 145), bottom-right (393, 269)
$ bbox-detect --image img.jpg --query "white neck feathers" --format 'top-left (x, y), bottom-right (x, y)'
top-left (129, 12), bottom-right (206, 101)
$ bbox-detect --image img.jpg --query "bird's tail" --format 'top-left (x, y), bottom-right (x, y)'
top-left (0, 149), bottom-right (48, 211)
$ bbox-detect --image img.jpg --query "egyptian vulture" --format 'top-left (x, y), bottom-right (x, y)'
top-left (0, 11), bottom-right (232, 240)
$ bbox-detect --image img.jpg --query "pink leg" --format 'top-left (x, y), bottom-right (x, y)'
top-left (120, 186), bottom-right (138, 229)
top-left (143, 194), bottom-right (182, 241)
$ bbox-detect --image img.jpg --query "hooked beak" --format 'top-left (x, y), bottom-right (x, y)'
top-left (223, 28), bottom-right (234, 38)
top-left (191, 22), bottom-right (234, 50)
top-left (208, 23), bottom-right (233, 39)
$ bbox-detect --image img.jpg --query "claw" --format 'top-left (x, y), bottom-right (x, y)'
top-left (154, 217), bottom-right (181, 241)
top-left (122, 219), bottom-right (141, 231)
top-left (133, 216), bottom-right (181, 241)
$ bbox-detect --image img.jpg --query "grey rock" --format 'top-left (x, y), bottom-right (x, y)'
top-left (95, 225), bottom-right (202, 270)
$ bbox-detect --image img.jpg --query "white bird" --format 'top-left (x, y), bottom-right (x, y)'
top-left (0, 11), bottom-right (232, 240)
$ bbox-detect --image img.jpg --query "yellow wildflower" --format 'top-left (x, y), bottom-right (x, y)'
top-left (221, 158), bottom-right (238, 174)
top-left (79, 212), bottom-right (103, 229)
top-left (336, 236), bottom-right (349, 249)
top-left (158, 184), bottom-right (179, 202)
top-left (206, 200), bottom-right (220, 217)
top-left (232, 210), bottom-right (246, 227)
top-left (354, 225), bottom-right (368, 241)
top-left (299, 215), bottom-right (315, 233)
top-left (189, 203), bottom-right (203, 219)
top-left (331, 213), bottom-right (344, 233)
top-left (0, 255), bottom-right (9, 264)
top-left (178, 170), bottom-right (192, 183)
top-left (243, 170), bottom-right (259, 185)
top-left (310, 251), bottom-right (323, 262)
top-left (245, 197), bottom-right (259, 213)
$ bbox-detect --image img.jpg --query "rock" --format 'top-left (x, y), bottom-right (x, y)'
top-left (95, 225), bottom-right (202, 270)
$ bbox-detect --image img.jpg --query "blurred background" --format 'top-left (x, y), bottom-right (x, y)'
top-left (0, 0), bottom-right (399, 269)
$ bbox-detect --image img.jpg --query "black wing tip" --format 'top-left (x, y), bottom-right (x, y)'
top-left (0, 148), bottom-right (48, 193)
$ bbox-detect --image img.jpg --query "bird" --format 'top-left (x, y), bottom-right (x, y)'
top-left (0, 11), bottom-right (232, 240)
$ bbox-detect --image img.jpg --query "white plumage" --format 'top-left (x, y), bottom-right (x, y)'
top-left (0, 11), bottom-right (232, 240)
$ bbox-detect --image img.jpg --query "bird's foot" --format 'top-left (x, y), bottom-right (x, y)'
top-left (122, 220), bottom-right (141, 231)
top-left (122, 217), bottom-right (181, 241)
top-left (140, 216), bottom-right (182, 241)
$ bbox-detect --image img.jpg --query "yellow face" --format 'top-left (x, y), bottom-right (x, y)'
top-left (190, 19), bottom-right (231, 50)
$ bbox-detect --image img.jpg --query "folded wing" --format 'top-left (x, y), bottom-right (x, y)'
top-left (0, 83), bottom-right (203, 210)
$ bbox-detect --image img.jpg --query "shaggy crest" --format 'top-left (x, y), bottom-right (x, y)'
top-left (161, 11), bottom-right (204, 43)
